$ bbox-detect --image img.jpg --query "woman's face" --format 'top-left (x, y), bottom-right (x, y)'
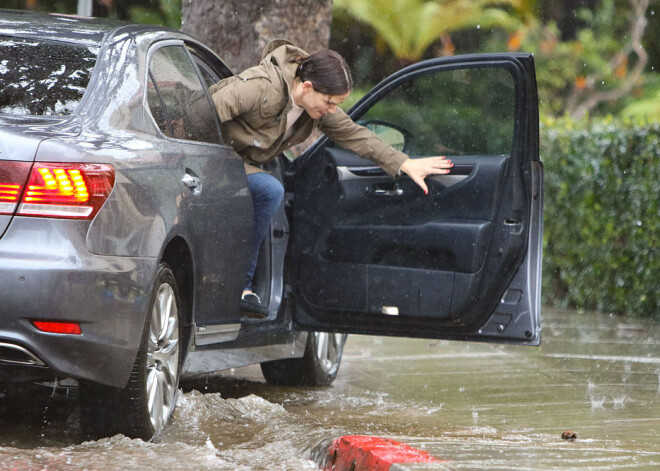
top-left (298, 81), bottom-right (350, 119)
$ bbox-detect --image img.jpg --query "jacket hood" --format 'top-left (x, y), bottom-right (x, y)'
top-left (261, 39), bottom-right (308, 91)
top-left (261, 39), bottom-right (297, 59)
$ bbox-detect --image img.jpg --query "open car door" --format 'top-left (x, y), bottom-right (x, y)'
top-left (289, 53), bottom-right (542, 345)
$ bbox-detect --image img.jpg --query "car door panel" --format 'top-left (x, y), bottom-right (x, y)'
top-left (290, 54), bottom-right (542, 344)
top-left (295, 154), bottom-right (503, 318)
top-left (147, 41), bottom-right (252, 327)
top-left (297, 146), bottom-right (510, 317)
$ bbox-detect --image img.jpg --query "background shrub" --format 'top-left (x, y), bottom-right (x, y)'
top-left (541, 117), bottom-right (659, 318)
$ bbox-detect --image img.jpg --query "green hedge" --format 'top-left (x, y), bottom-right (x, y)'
top-left (541, 117), bottom-right (659, 318)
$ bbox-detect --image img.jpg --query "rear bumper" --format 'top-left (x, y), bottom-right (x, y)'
top-left (0, 217), bottom-right (157, 388)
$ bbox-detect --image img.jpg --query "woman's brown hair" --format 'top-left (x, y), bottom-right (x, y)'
top-left (294, 50), bottom-right (353, 95)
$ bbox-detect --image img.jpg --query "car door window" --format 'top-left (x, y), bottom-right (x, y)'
top-left (147, 45), bottom-right (221, 144)
top-left (188, 51), bottom-right (222, 88)
top-left (185, 44), bottom-right (232, 87)
top-left (194, 61), bottom-right (218, 89)
top-left (358, 66), bottom-right (515, 156)
top-left (147, 73), bottom-right (173, 137)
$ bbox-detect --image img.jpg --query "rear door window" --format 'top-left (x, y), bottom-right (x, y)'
top-left (185, 44), bottom-right (232, 87)
top-left (147, 45), bottom-right (221, 145)
top-left (0, 37), bottom-right (98, 116)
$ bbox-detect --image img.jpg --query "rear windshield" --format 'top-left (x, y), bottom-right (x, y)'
top-left (0, 37), bottom-right (98, 116)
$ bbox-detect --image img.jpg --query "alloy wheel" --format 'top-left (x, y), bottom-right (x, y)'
top-left (146, 282), bottom-right (180, 432)
top-left (313, 332), bottom-right (346, 375)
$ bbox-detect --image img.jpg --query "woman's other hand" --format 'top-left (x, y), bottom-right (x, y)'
top-left (399, 156), bottom-right (454, 195)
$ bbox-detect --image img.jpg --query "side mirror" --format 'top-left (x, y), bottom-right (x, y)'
top-left (360, 120), bottom-right (412, 153)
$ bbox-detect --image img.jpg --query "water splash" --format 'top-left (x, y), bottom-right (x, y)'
top-left (613, 396), bottom-right (627, 409)
top-left (589, 395), bottom-right (606, 409)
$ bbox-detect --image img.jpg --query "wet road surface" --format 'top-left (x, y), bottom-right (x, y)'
top-left (1, 307), bottom-right (659, 470)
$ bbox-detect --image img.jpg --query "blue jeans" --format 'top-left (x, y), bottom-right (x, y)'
top-left (245, 172), bottom-right (284, 292)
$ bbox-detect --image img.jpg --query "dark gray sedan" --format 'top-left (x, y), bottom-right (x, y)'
top-left (0, 9), bottom-right (543, 441)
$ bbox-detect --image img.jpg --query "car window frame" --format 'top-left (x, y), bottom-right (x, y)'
top-left (147, 70), bottom-right (174, 137)
top-left (143, 39), bottom-right (223, 146)
top-left (184, 41), bottom-right (233, 86)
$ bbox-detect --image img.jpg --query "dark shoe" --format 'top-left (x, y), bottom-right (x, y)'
top-left (240, 292), bottom-right (269, 319)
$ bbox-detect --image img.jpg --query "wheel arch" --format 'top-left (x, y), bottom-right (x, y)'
top-left (161, 236), bottom-right (194, 356)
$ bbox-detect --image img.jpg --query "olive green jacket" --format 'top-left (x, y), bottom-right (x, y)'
top-left (209, 40), bottom-right (407, 176)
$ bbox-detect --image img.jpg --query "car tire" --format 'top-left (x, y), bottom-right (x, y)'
top-left (260, 332), bottom-right (347, 386)
top-left (79, 263), bottom-right (182, 440)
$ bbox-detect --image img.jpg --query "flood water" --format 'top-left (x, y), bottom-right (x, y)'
top-left (1, 307), bottom-right (660, 470)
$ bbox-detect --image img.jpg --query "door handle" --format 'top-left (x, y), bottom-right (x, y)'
top-left (374, 187), bottom-right (403, 196)
top-left (182, 174), bottom-right (200, 188)
top-left (371, 182), bottom-right (402, 197)
top-left (182, 173), bottom-right (202, 195)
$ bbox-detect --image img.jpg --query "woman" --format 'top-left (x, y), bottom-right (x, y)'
top-left (210, 39), bottom-right (453, 316)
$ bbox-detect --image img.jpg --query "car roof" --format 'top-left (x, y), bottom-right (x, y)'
top-left (0, 9), bottom-right (129, 47)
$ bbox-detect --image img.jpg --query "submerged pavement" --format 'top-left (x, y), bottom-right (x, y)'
top-left (1, 307), bottom-right (659, 469)
top-left (324, 307), bottom-right (660, 469)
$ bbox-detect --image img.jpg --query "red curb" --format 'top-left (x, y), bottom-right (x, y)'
top-left (323, 435), bottom-right (446, 471)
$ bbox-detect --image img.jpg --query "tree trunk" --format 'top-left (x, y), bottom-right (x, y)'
top-left (181, 0), bottom-right (334, 73)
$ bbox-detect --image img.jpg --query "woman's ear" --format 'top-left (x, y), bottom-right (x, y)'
top-left (301, 80), bottom-right (315, 94)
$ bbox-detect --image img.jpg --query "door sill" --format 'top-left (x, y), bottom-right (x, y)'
top-left (194, 323), bottom-right (241, 346)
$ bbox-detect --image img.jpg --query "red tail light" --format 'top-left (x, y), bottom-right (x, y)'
top-left (0, 161), bottom-right (31, 215)
top-left (0, 162), bottom-right (114, 219)
top-left (32, 320), bottom-right (82, 335)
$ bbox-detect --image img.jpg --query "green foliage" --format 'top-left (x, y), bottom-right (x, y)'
top-left (619, 73), bottom-right (660, 121)
top-left (127, 0), bottom-right (181, 29)
top-left (334, 0), bottom-right (520, 62)
top-left (2, 0), bottom-right (76, 13)
top-left (3, 0), bottom-right (181, 27)
top-left (541, 117), bottom-right (659, 317)
top-left (340, 87), bottom-right (368, 111)
top-left (492, 0), bottom-right (652, 118)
